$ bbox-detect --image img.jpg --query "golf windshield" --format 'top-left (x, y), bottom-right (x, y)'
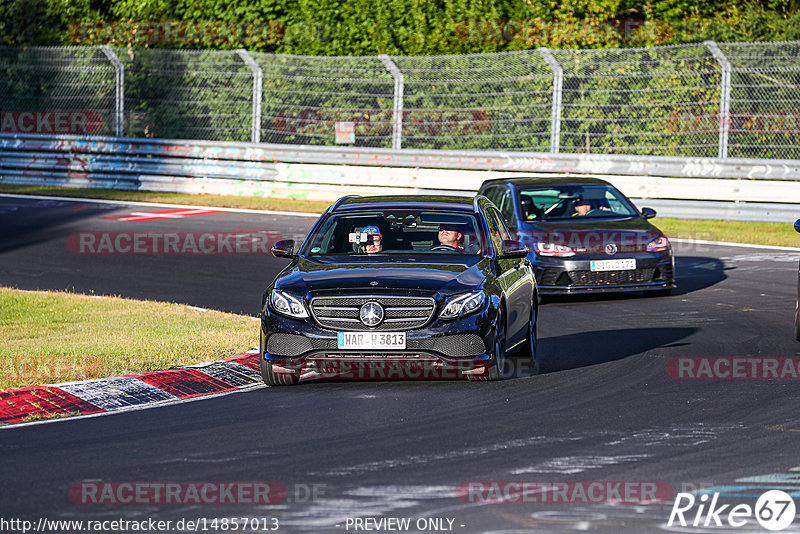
top-left (519, 185), bottom-right (638, 221)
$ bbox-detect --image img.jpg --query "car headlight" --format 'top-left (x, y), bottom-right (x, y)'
top-left (646, 236), bottom-right (670, 252)
top-left (534, 242), bottom-right (575, 257)
top-left (440, 291), bottom-right (486, 319)
top-left (270, 289), bottom-right (308, 319)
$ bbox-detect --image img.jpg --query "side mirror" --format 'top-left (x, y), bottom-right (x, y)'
top-left (795, 219), bottom-right (800, 233)
top-left (271, 240), bottom-right (296, 259)
top-left (641, 207), bottom-right (657, 219)
top-left (499, 239), bottom-right (529, 259)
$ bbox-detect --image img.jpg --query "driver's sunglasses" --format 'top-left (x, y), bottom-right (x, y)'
top-left (367, 236), bottom-right (381, 245)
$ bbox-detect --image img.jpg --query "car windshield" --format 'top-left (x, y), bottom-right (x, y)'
top-left (518, 185), bottom-right (638, 221)
top-left (304, 210), bottom-right (484, 255)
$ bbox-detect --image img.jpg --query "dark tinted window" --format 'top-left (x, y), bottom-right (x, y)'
top-left (305, 210), bottom-right (484, 255)
top-left (518, 184), bottom-right (637, 220)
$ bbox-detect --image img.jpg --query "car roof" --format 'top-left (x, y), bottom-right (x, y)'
top-left (480, 176), bottom-right (613, 188)
top-left (332, 195), bottom-right (477, 213)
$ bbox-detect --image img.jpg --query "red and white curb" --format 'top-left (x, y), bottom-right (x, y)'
top-left (0, 351), bottom-right (262, 426)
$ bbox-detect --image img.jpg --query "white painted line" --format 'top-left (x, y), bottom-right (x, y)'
top-left (0, 192), bottom-right (322, 218)
top-left (672, 238), bottom-right (800, 251)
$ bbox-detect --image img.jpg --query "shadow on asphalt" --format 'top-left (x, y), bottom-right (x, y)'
top-left (0, 197), bottom-right (117, 255)
top-left (539, 256), bottom-right (728, 304)
top-left (536, 326), bottom-right (697, 373)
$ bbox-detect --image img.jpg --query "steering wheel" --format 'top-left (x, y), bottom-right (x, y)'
top-left (430, 244), bottom-right (458, 252)
top-left (584, 208), bottom-right (605, 216)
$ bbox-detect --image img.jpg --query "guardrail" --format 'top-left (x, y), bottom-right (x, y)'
top-left (1, 133), bottom-right (799, 222)
top-left (3, 42), bottom-right (800, 160)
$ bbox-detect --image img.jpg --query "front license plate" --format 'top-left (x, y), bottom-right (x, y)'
top-left (337, 332), bottom-right (406, 350)
top-left (591, 258), bottom-right (636, 272)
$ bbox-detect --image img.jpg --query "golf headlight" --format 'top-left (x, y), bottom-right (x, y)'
top-left (270, 290), bottom-right (308, 319)
top-left (646, 236), bottom-right (670, 252)
top-left (440, 291), bottom-right (486, 319)
top-left (534, 242), bottom-right (575, 257)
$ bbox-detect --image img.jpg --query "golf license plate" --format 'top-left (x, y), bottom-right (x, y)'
top-left (590, 258), bottom-right (636, 272)
top-left (338, 332), bottom-right (406, 350)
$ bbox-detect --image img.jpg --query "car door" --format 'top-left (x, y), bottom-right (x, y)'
top-left (485, 206), bottom-right (533, 350)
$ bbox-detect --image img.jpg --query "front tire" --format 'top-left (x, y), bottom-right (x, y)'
top-left (469, 306), bottom-right (505, 381)
top-left (513, 299), bottom-right (539, 376)
top-left (795, 297), bottom-right (800, 342)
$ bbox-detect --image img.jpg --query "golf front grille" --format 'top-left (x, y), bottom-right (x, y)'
top-left (310, 296), bottom-right (435, 331)
top-left (567, 268), bottom-right (656, 286)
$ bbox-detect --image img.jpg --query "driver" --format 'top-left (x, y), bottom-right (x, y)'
top-left (571, 196), bottom-right (593, 217)
top-left (358, 225), bottom-right (383, 253)
top-left (436, 224), bottom-right (464, 251)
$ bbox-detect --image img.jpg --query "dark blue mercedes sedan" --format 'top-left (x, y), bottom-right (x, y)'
top-left (260, 195), bottom-right (538, 385)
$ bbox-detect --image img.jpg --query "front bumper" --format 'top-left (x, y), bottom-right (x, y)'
top-left (261, 306), bottom-right (497, 380)
top-left (533, 252), bottom-right (675, 294)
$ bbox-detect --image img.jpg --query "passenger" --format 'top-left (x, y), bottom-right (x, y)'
top-left (436, 224), bottom-right (464, 251)
top-left (359, 225), bottom-right (383, 253)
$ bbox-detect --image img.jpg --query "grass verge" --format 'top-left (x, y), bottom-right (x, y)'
top-left (1, 184), bottom-right (798, 248)
top-left (0, 287), bottom-right (257, 389)
top-left (656, 218), bottom-right (799, 248)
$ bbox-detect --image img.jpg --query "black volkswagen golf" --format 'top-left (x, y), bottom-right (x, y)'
top-left (479, 176), bottom-right (675, 297)
top-left (260, 195), bottom-right (538, 385)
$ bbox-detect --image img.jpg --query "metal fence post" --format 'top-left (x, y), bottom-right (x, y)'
top-left (379, 55), bottom-right (404, 150)
top-left (235, 49), bottom-right (263, 144)
top-left (100, 45), bottom-right (124, 137)
top-left (704, 40), bottom-right (731, 159)
top-left (537, 47), bottom-right (563, 154)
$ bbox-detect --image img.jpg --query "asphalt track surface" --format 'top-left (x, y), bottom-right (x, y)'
top-left (2, 195), bottom-right (800, 533)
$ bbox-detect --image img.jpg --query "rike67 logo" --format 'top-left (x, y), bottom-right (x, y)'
top-left (668, 490), bottom-right (796, 531)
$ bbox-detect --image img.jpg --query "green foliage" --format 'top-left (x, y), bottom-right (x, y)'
top-left (0, 0), bottom-right (797, 52)
top-left (0, 0), bottom-right (59, 45)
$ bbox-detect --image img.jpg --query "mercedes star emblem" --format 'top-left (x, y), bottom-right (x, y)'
top-left (359, 302), bottom-right (384, 327)
top-left (604, 243), bottom-right (618, 255)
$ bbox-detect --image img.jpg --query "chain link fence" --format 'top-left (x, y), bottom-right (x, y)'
top-left (0, 46), bottom-right (117, 137)
top-left (1, 42), bottom-right (798, 159)
top-left (119, 48), bottom-right (253, 141)
top-left (253, 53), bottom-right (395, 148)
top-left (722, 41), bottom-right (800, 160)
top-left (554, 44), bottom-right (722, 157)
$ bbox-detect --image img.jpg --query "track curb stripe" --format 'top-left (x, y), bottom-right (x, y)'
top-left (0, 386), bottom-right (105, 424)
top-left (0, 353), bottom-right (262, 425)
top-left (127, 369), bottom-right (236, 398)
